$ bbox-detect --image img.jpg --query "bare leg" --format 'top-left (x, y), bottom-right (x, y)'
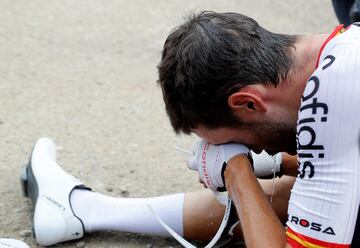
top-left (183, 176), bottom-right (295, 240)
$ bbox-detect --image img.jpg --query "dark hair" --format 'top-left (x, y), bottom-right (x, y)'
top-left (157, 11), bottom-right (297, 134)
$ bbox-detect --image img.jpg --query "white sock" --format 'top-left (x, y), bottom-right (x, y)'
top-left (70, 189), bottom-right (185, 237)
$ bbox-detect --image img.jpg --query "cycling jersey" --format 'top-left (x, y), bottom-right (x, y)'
top-left (286, 24), bottom-right (360, 248)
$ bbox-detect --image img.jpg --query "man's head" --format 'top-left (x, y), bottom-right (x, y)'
top-left (157, 11), bottom-right (299, 153)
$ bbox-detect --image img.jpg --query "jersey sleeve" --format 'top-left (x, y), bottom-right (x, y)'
top-left (286, 41), bottom-right (360, 247)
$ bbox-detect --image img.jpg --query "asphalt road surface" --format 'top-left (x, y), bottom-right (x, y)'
top-left (0, 1), bottom-right (337, 247)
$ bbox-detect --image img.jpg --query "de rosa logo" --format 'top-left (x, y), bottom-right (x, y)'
top-left (289, 215), bottom-right (336, 235)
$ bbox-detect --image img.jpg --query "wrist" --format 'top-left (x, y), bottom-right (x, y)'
top-left (224, 154), bottom-right (253, 188)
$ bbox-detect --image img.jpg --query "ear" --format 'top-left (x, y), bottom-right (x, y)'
top-left (228, 91), bottom-right (267, 113)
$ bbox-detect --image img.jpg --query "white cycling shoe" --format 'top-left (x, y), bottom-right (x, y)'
top-left (21, 138), bottom-right (90, 246)
top-left (0, 239), bottom-right (30, 248)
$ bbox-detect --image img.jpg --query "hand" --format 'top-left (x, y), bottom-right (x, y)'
top-left (251, 150), bottom-right (283, 178)
top-left (187, 139), bottom-right (250, 191)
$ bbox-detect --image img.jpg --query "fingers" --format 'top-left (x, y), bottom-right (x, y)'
top-left (187, 156), bottom-right (197, 170)
top-left (187, 139), bottom-right (206, 170)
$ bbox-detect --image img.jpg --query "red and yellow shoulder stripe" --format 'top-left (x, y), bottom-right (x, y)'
top-left (315, 25), bottom-right (346, 68)
top-left (286, 227), bottom-right (350, 248)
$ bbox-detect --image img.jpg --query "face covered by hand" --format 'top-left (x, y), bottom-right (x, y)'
top-left (187, 139), bottom-right (251, 191)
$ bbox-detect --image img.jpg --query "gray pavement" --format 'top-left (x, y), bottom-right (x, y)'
top-left (0, 0), bottom-right (337, 247)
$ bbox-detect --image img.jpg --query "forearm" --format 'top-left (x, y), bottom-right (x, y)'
top-left (224, 155), bottom-right (289, 248)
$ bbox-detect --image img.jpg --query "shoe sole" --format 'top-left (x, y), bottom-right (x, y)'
top-left (21, 159), bottom-right (38, 205)
top-left (21, 148), bottom-right (39, 239)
